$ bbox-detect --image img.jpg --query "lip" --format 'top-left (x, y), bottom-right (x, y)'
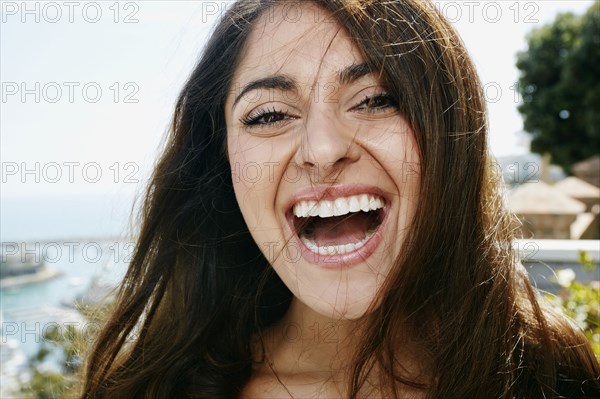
top-left (283, 183), bottom-right (391, 269)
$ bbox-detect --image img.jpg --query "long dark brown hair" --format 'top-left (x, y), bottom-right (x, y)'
top-left (81, 1), bottom-right (600, 397)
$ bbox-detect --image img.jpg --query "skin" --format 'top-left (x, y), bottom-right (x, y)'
top-left (224, 3), bottom-right (421, 397)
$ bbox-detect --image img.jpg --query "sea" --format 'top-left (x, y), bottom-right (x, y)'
top-left (1, 194), bottom-right (133, 393)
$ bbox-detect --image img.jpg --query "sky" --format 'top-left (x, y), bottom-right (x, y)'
top-left (0, 0), bottom-right (595, 240)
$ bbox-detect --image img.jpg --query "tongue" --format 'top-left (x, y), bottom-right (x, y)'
top-left (307, 212), bottom-right (374, 247)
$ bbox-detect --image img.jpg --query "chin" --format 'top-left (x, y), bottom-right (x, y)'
top-left (305, 290), bottom-right (378, 321)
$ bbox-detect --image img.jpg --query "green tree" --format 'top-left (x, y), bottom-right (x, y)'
top-left (516, 1), bottom-right (600, 173)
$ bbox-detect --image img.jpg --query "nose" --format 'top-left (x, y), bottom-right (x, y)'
top-left (294, 108), bottom-right (361, 182)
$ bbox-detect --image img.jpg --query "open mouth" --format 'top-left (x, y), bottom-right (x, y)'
top-left (290, 194), bottom-right (385, 256)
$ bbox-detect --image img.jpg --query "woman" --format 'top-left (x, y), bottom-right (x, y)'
top-left (81, 1), bottom-right (600, 398)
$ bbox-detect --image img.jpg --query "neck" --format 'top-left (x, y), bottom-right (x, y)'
top-left (260, 298), bottom-right (363, 375)
top-left (251, 298), bottom-right (430, 398)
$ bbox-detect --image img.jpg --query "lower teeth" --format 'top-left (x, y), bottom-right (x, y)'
top-left (300, 229), bottom-right (377, 255)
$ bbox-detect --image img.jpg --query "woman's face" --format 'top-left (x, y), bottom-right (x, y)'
top-left (225, 3), bottom-right (420, 319)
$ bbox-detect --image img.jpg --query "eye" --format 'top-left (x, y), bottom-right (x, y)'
top-left (239, 106), bottom-right (297, 129)
top-left (353, 93), bottom-right (397, 113)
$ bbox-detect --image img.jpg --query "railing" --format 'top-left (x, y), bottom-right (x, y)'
top-left (515, 239), bottom-right (600, 293)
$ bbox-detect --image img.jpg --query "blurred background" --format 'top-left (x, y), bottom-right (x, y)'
top-left (1, 1), bottom-right (599, 396)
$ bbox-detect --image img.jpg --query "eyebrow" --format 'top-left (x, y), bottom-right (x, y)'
top-left (231, 62), bottom-right (372, 109)
top-left (338, 62), bottom-right (372, 85)
top-left (232, 75), bottom-right (295, 109)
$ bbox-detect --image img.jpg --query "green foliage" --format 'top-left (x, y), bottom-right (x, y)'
top-left (516, 1), bottom-right (600, 173)
top-left (15, 298), bottom-right (113, 398)
top-left (579, 249), bottom-right (597, 271)
top-left (14, 298), bottom-right (112, 398)
top-left (19, 324), bottom-right (82, 399)
top-left (544, 254), bottom-right (600, 357)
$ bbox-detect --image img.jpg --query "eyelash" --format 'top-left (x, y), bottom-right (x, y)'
top-left (239, 106), bottom-right (295, 128)
top-left (354, 93), bottom-right (397, 112)
top-left (239, 92), bottom-right (397, 129)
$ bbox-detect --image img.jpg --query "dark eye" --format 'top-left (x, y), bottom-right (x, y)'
top-left (240, 107), bottom-right (295, 128)
top-left (255, 111), bottom-right (287, 125)
top-left (355, 93), bottom-right (397, 112)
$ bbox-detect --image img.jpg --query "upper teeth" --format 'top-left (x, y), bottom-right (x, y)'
top-left (292, 194), bottom-right (384, 218)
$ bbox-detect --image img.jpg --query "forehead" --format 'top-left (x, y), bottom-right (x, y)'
top-left (230, 3), bottom-right (363, 90)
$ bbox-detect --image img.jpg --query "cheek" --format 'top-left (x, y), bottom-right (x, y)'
top-left (360, 120), bottom-right (420, 175)
top-left (227, 135), bottom-right (281, 231)
top-left (228, 137), bottom-right (258, 222)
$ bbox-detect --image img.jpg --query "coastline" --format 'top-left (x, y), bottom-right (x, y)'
top-left (0, 266), bottom-right (63, 289)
